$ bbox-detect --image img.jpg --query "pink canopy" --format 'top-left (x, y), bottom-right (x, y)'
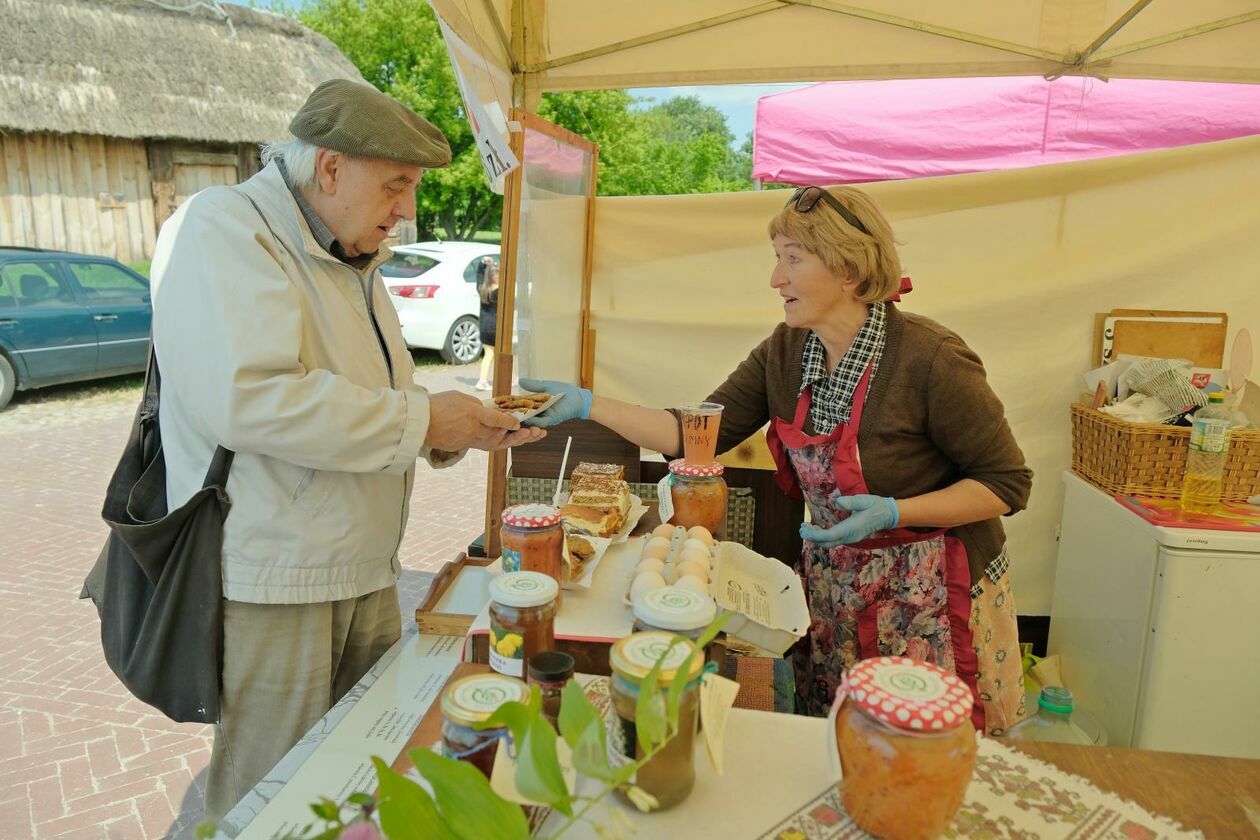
top-left (752, 77), bottom-right (1260, 185)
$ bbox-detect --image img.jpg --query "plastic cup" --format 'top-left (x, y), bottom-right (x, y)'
top-left (678, 402), bottom-right (723, 465)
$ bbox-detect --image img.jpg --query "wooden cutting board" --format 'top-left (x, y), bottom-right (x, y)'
top-left (1093, 309), bottom-right (1228, 367)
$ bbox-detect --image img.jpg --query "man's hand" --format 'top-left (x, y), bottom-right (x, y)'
top-left (425, 391), bottom-right (545, 452)
top-left (799, 494), bottom-right (900, 547)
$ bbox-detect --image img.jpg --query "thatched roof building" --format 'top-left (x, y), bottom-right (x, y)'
top-left (0, 0), bottom-right (365, 262)
top-left (0, 0), bottom-right (363, 144)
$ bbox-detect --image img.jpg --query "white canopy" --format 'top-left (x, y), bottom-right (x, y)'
top-left (432, 0), bottom-right (1260, 109)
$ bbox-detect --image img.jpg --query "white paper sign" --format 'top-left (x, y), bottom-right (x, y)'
top-left (700, 673), bottom-right (741, 775)
top-left (436, 15), bottom-right (519, 192)
top-left (656, 475), bottom-right (674, 524)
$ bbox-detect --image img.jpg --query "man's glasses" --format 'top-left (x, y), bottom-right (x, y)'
top-left (786, 187), bottom-right (871, 237)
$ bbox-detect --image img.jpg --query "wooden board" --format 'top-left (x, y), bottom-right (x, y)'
top-left (1093, 308), bottom-right (1228, 367)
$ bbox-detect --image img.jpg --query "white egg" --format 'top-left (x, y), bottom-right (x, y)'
top-left (679, 546), bottom-right (711, 570)
top-left (676, 575), bottom-right (709, 595)
top-left (662, 562), bottom-right (681, 585)
top-left (652, 523), bottom-right (678, 540)
top-left (630, 571), bottom-right (666, 601)
top-left (646, 536), bottom-right (671, 554)
top-left (642, 541), bottom-right (670, 562)
top-left (676, 559), bottom-right (709, 582)
top-left (681, 537), bottom-right (711, 556)
top-left (635, 557), bottom-right (665, 577)
top-left (686, 526), bottom-right (715, 546)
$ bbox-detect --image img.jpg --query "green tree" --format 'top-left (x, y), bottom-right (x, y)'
top-left (300, 0), bottom-right (500, 241)
top-left (299, 2), bottom-right (753, 237)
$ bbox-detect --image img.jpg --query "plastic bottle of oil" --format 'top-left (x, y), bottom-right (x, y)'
top-left (1180, 393), bottom-right (1232, 515)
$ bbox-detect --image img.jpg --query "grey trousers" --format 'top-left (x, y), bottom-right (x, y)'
top-left (205, 585), bottom-right (402, 821)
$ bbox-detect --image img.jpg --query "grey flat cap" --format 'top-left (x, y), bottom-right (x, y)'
top-left (290, 79), bottom-right (452, 168)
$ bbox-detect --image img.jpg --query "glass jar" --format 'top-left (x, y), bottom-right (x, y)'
top-left (608, 632), bottom-right (703, 811)
top-left (501, 503), bottom-right (565, 593)
top-left (667, 459), bottom-right (727, 540)
top-left (830, 657), bottom-right (977, 840)
top-left (528, 650), bottom-right (575, 730)
top-left (631, 586), bottom-right (718, 655)
top-left (440, 672), bottom-right (530, 779)
top-left (488, 571), bottom-right (558, 679)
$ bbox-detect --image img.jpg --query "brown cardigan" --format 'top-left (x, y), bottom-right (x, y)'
top-left (673, 304), bottom-right (1033, 585)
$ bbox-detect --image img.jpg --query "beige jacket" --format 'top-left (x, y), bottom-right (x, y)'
top-left (150, 163), bottom-right (460, 604)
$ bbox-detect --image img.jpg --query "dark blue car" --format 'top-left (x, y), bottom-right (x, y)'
top-left (0, 247), bottom-right (152, 410)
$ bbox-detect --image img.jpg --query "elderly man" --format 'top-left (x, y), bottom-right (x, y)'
top-left (148, 80), bottom-right (539, 818)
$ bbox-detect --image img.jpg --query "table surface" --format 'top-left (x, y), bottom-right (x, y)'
top-left (1011, 740), bottom-right (1260, 838)
top-left (408, 663), bottom-right (1260, 839)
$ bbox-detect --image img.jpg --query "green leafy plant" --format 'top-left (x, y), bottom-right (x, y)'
top-left (273, 614), bottom-right (730, 839)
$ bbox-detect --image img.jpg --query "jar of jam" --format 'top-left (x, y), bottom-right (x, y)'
top-left (500, 503), bottom-right (565, 591)
top-left (528, 650), bottom-right (575, 730)
top-left (829, 657), bottom-right (977, 840)
top-left (488, 571), bottom-right (558, 679)
top-left (440, 672), bottom-right (529, 778)
top-left (632, 586), bottom-right (717, 656)
top-left (608, 631), bottom-right (702, 811)
top-left (667, 459), bottom-right (727, 540)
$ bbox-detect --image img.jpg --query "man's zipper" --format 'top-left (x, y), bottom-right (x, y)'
top-left (349, 264), bottom-right (409, 567)
top-left (351, 266), bottom-right (395, 388)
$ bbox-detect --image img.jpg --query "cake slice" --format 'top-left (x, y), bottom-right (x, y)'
top-left (562, 473), bottom-right (631, 537)
top-left (570, 462), bottom-right (625, 483)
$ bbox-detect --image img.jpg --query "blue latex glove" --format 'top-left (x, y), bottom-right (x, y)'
top-left (799, 493), bottom-right (900, 547)
top-left (518, 378), bottom-right (592, 428)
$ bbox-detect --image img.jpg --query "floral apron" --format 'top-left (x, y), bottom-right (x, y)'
top-left (766, 366), bottom-right (984, 728)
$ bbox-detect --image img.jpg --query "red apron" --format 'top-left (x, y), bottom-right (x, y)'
top-left (766, 365), bottom-right (983, 728)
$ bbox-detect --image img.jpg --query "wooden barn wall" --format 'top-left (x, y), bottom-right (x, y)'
top-left (0, 131), bottom-right (156, 264)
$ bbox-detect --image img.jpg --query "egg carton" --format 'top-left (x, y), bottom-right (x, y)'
top-left (623, 524), bottom-right (719, 607)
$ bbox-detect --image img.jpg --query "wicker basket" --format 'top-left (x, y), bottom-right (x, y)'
top-left (1070, 403), bottom-right (1260, 500)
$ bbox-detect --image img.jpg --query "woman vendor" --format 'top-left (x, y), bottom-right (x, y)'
top-left (523, 186), bottom-right (1032, 734)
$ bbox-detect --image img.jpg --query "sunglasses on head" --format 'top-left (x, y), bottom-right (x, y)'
top-left (786, 187), bottom-right (871, 237)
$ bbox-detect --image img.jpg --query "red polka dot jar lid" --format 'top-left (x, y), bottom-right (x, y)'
top-left (501, 503), bottom-right (562, 529)
top-left (844, 657), bottom-right (973, 732)
top-left (668, 459), bottom-right (724, 477)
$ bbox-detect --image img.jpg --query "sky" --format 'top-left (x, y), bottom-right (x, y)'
top-left (220, 0), bottom-right (805, 145)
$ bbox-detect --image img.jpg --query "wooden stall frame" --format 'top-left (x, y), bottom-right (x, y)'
top-left (483, 109), bottom-right (599, 558)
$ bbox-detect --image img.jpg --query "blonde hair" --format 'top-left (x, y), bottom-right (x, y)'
top-left (478, 260), bottom-right (499, 305)
top-left (767, 186), bottom-right (902, 303)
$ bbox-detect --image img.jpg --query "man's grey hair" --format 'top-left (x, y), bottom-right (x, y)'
top-left (259, 138), bottom-right (321, 189)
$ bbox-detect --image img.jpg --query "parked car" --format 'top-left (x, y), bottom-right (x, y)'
top-left (381, 241), bottom-right (500, 364)
top-left (0, 247), bottom-right (151, 410)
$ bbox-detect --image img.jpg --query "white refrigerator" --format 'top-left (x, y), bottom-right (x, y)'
top-left (1048, 472), bottom-right (1260, 759)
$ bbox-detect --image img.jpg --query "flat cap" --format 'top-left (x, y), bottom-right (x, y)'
top-left (290, 79), bottom-right (452, 168)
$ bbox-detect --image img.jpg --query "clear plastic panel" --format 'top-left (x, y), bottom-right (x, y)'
top-left (511, 126), bottom-right (594, 386)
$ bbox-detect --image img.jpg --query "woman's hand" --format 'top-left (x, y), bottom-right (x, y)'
top-left (800, 493), bottom-right (900, 546)
top-left (518, 378), bottom-right (592, 428)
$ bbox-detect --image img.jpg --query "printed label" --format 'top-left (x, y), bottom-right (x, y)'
top-left (488, 617), bottom-right (524, 677)
top-left (656, 476), bottom-right (674, 524)
top-left (502, 548), bottom-right (522, 573)
top-left (1190, 418), bottom-right (1230, 454)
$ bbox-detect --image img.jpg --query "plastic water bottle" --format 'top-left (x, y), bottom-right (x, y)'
top-left (1007, 687), bottom-right (1094, 746)
top-left (1180, 393), bottom-right (1232, 515)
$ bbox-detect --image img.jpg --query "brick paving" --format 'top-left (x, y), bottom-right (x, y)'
top-left (0, 359), bottom-right (491, 838)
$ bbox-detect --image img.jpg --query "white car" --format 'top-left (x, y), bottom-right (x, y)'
top-left (381, 241), bottom-right (500, 364)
